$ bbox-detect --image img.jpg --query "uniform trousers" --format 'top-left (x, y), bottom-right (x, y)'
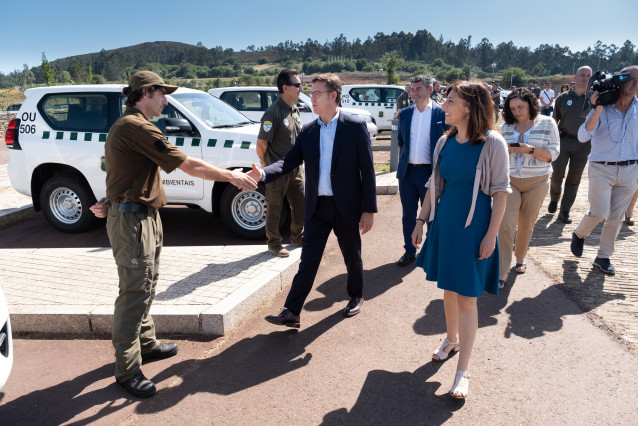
top-left (106, 204), bottom-right (162, 382)
top-left (498, 174), bottom-right (549, 280)
top-left (284, 196), bottom-right (363, 315)
top-left (574, 162), bottom-right (638, 258)
top-left (550, 136), bottom-right (591, 212)
top-left (265, 166), bottom-right (304, 247)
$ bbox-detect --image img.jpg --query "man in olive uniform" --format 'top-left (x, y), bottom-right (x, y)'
top-left (90, 71), bottom-right (257, 398)
top-left (394, 83), bottom-right (412, 118)
top-left (256, 68), bottom-right (305, 257)
top-left (549, 65), bottom-right (593, 223)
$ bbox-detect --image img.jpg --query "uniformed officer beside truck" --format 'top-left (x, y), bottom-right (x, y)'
top-left (256, 68), bottom-right (305, 257)
top-left (90, 71), bottom-right (257, 398)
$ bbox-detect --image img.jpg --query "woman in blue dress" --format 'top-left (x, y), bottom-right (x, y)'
top-left (412, 81), bottom-right (510, 399)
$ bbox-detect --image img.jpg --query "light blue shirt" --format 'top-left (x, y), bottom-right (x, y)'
top-left (578, 96), bottom-right (638, 162)
top-left (318, 110), bottom-right (340, 196)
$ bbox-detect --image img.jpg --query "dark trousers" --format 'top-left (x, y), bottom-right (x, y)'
top-left (398, 164), bottom-right (431, 255)
top-left (550, 136), bottom-right (591, 212)
top-left (541, 106), bottom-right (554, 116)
top-left (284, 196), bottom-right (363, 315)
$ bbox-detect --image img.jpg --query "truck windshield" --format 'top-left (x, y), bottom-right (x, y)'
top-left (171, 92), bottom-right (253, 128)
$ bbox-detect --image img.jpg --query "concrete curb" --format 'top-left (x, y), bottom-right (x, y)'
top-left (0, 205), bottom-right (41, 230)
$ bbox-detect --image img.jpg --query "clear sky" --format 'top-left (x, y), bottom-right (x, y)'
top-left (2, 0), bottom-right (636, 74)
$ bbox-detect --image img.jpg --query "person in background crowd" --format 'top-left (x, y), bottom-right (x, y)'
top-left (412, 81), bottom-right (509, 399)
top-left (549, 66), bottom-right (593, 224)
top-left (510, 85), bottom-right (517, 91)
top-left (490, 82), bottom-right (501, 123)
top-left (395, 83), bottom-right (412, 118)
top-left (571, 65), bottom-right (638, 275)
top-left (539, 81), bottom-right (555, 116)
top-left (531, 83), bottom-right (541, 98)
top-left (431, 80), bottom-right (445, 104)
top-left (395, 74), bottom-right (448, 266)
top-left (497, 89), bottom-right (560, 288)
top-left (560, 83), bottom-right (570, 93)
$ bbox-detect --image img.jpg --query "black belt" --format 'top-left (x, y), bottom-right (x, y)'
top-left (408, 163), bottom-right (431, 168)
top-left (593, 160), bottom-right (638, 166)
top-left (111, 200), bottom-right (151, 213)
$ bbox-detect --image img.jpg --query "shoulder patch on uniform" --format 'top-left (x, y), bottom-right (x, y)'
top-left (154, 138), bottom-right (168, 152)
top-left (263, 121), bottom-right (272, 132)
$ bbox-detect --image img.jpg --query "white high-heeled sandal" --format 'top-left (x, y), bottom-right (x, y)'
top-left (432, 337), bottom-right (459, 362)
top-left (449, 370), bottom-right (470, 399)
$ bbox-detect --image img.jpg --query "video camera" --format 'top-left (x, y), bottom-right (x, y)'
top-left (587, 70), bottom-right (632, 106)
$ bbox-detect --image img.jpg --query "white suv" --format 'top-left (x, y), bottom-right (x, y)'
top-left (4, 85), bottom-right (273, 239)
top-left (208, 86), bottom-right (377, 139)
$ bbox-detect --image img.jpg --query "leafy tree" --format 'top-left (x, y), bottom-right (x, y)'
top-left (501, 67), bottom-right (528, 88)
top-left (213, 77), bottom-right (221, 88)
top-left (382, 51), bottom-right (403, 85)
top-left (60, 70), bottom-right (73, 85)
top-left (70, 58), bottom-right (86, 84)
top-left (86, 65), bottom-right (94, 85)
top-left (41, 53), bottom-right (57, 86)
top-left (258, 57), bottom-right (268, 65)
top-left (532, 62), bottom-right (546, 76)
top-left (18, 64), bottom-right (35, 90)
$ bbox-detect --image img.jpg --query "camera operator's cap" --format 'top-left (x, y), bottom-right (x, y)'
top-left (128, 71), bottom-right (178, 94)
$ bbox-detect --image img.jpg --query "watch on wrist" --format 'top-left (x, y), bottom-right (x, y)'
top-left (529, 146), bottom-right (535, 155)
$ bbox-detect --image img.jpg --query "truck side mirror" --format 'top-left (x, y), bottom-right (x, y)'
top-left (164, 118), bottom-right (196, 136)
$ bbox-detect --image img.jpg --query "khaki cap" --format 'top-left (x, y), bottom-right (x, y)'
top-left (128, 71), bottom-right (178, 94)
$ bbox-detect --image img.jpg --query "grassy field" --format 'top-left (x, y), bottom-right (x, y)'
top-left (1, 90), bottom-right (25, 110)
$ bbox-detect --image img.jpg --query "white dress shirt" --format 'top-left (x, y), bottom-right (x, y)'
top-left (408, 103), bottom-right (433, 164)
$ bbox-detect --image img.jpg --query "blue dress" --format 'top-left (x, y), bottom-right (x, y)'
top-left (415, 136), bottom-right (500, 296)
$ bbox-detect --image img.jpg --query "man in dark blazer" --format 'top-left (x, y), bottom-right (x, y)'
top-left (248, 73), bottom-right (377, 327)
top-left (396, 75), bottom-right (449, 266)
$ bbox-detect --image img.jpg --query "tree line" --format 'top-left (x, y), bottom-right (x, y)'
top-left (1, 30), bottom-right (636, 90)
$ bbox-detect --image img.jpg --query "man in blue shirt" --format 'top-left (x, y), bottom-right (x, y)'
top-left (571, 65), bottom-right (638, 275)
top-left (248, 73), bottom-right (378, 327)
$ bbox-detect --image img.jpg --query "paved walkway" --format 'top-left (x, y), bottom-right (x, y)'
top-left (527, 168), bottom-right (638, 350)
top-left (0, 165), bottom-right (397, 336)
top-left (1, 157), bottom-right (637, 350)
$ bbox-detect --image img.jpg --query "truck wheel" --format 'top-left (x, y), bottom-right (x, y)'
top-left (40, 175), bottom-right (97, 233)
top-left (220, 184), bottom-right (267, 239)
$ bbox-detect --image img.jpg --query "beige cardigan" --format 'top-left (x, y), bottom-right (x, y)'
top-left (425, 131), bottom-right (511, 228)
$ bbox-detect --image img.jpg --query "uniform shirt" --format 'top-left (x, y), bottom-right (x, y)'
top-left (553, 89), bottom-right (590, 139)
top-left (105, 106), bottom-right (187, 208)
top-left (318, 110), bottom-right (340, 196)
top-left (578, 96), bottom-right (638, 162)
top-left (396, 91), bottom-right (411, 111)
top-left (257, 97), bottom-right (302, 165)
top-left (408, 103), bottom-right (433, 165)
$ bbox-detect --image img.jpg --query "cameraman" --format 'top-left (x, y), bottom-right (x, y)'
top-left (571, 65), bottom-right (638, 275)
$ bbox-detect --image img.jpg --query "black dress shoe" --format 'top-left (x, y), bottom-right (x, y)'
top-left (571, 232), bottom-right (584, 257)
top-left (548, 200), bottom-right (558, 214)
top-left (397, 252), bottom-right (416, 266)
top-left (344, 297), bottom-right (363, 317)
top-left (118, 370), bottom-right (156, 398)
top-left (265, 309), bottom-right (300, 328)
top-left (142, 342), bottom-right (178, 363)
top-left (558, 210), bottom-right (572, 224)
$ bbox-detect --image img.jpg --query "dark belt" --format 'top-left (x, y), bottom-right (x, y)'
top-left (593, 160), bottom-right (638, 166)
top-left (110, 200), bottom-right (151, 213)
top-left (408, 163), bottom-right (431, 168)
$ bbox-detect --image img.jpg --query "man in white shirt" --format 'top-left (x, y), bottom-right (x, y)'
top-left (395, 75), bottom-right (449, 266)
top-left (540, 81), bottom-right (555, 116)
